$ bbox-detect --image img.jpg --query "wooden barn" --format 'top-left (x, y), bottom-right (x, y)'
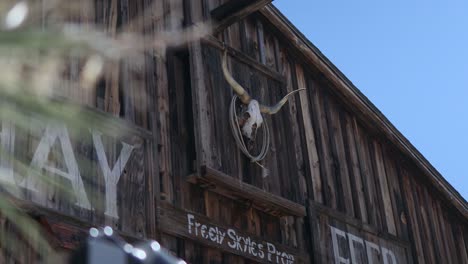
top-left (1, 0), bottom-right (467, 263)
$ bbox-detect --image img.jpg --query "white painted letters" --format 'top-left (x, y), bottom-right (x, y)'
top-left (365, 241), bottom-right (380, 264)
top-left (187, 213), bottom-right (195, 234)
top-left (0, 121), bottom-right (136, 219)
top-left (92, 130), bottom-right (134, 218)
top-left (347, 232), bottom-right (364, 264)
top-left (330, 226), bottom-right (399, 264)
top-left (382, 247), bottom-right (397, 264)
top-left (187, 213), bottom-right (294, 263)
top-left (330, 226), bottom-right (350, 264)
top-left (23, 123), bottom-right (91, 209)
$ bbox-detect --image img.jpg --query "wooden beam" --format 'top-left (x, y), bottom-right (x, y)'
top-left (201, 36), bottom-right (286, 84)
top-left (211, 0), bottom-right (255, 19)
top-left (187, 166), bottom-right (306, 217)
top-left (211, 0), bottom-right (272, 34)
top-left (259, 5), bottom-right (468, 220)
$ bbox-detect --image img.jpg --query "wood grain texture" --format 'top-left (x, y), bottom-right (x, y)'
top-left (187, 166), bottom-right (306, 217)
top-left (159, 201), bottom-right (309, 263)
top-left (211, 0), bottom-right (272, 34)
top-left (260, 5), bottom-right (468, 222)
top-left (2, 2), bottom-right (468, 263)
top-left (372, 141), bottom-right (397, 235)
top-left (294, 64), bottom-right (322, 204)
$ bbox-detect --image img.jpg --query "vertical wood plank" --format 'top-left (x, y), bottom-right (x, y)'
top-left (239, 17), bottom-right (259, 61)
top-left (256, 19), bottom-right (266, 65)
top-left (307, 77), bottom-right (337, 207)
top-left (372, 140), bottom-right (396, 235)
top-left (430, 196), bottom-right (450, 263)
top-left (263, 29), bottom-right (277, 70)
top-left (401, 168), bottom-right (426, 263)
top-left (428, 190), bottom-right (447, 263)
top-left (326, 99), bottom-right (355, 217)
top-left (455, 224), bottom-right (468, 263)
top-left (153, 0), bottom-right (174, 202)
top-left (224, 22), bottom-right (242, 50)
top-left (382, 150), bottom-right (409, 240)
top-left (295, 65), bottom-right (322, 203)
top-left (412, 178), bottom-right (437, 263)
top-left (342, 114), bottom-right (368, 222)
top-left (103, 0), bottom-right (120, 116)
top-left (353, 121), bottom-right (382, 229)
top-left (265, 76), bottom-right (292, 199)
top-left (189, 0), bottom-right (216, 172)
top-left (282, 60), bottom-right (307, 203)
top-left (442, 209), bottom-right (461, 264)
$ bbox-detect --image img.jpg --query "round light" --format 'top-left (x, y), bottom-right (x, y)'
top-left (103, 226), bottom-right (113, 236)
top-left (132, 248), bottom-right (147, 260)
top-left (178, 261), bottom-right (187, 264)
top-left (5, 1), bottom-right (28, 29)
top-left (123, 243), bottom-right (133, 253)
top-left (150, 241), bottom-right (161, 251)
top-left (89, 228), bottom-right (99, 237)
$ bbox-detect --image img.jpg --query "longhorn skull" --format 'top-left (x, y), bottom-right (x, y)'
top-left (222, 49), bottom-right (305, 139)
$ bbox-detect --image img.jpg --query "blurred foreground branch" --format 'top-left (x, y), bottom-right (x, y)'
top-left (0, 0), bottom-right (210, 262)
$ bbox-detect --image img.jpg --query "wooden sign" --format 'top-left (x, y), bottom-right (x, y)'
top-left (308, 202), bottom-right (413, 264)
top-left (0, 114), bottom-right (154, 237)
top-left (330, 225), bottom-right (400, 264)
top-left (159, 202), bottom-right (308, 263)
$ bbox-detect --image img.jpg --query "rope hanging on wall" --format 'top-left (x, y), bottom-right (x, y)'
top-left (229, 95), bottom-right (270, 175)
top-left (222, 45), bottom-right (305, 178)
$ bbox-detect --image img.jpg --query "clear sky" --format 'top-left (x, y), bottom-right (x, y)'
top-left (274, 1), bottom-right (468, 200)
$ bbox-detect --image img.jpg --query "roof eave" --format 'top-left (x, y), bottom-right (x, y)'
top-left (259, 4), bottom-right (468, 220)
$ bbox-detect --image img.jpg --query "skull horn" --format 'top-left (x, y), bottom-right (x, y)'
top-left (222, 49), bottom-right (251, 104)
top-left (260, 88), bottom-right (306, 114)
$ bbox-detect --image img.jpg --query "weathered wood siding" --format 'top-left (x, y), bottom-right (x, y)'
top-left (182, 2), bottom-right (468, 263)
top-left (159, 1), bottom-right (309, 263)
top-left (0, 0), bottom-right (160, 262)
top-left (1, 1), bottom-right (467, 263)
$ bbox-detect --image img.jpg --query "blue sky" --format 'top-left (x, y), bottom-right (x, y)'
top-left (274, 1), bottom-right (468, 200)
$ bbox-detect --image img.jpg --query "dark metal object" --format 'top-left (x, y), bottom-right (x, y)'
top-left (69, 227), bottom-right (185, 264)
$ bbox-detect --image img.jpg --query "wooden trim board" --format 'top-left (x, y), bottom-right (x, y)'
top-left (187, 166), bottom-right (306, 217)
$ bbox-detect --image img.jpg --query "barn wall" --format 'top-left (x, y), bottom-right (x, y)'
top-left (0, 0), bottom-right (161, 262)
top-left (159, 1), bottom-right (309, 263)
top-left (284, 20), bottom-right (468, 264)
top-left (259, 9), bottom-right (468, 264)
top-left (192, 4), bottom-right (468, 263)
top-left (1, 1), bottom-right (467, 263)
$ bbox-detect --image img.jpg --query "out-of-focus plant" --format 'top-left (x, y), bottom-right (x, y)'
top-left (0, 0), bottom-right (210, 262)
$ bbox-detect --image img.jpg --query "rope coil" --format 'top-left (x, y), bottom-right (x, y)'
top-left (229, 95), bottom-right (270, 168)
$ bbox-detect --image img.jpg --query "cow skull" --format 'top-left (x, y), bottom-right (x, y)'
top-left (222, 49), bottom-right (305, 139)
top-left (241, 99), bottom-right (263, 139)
